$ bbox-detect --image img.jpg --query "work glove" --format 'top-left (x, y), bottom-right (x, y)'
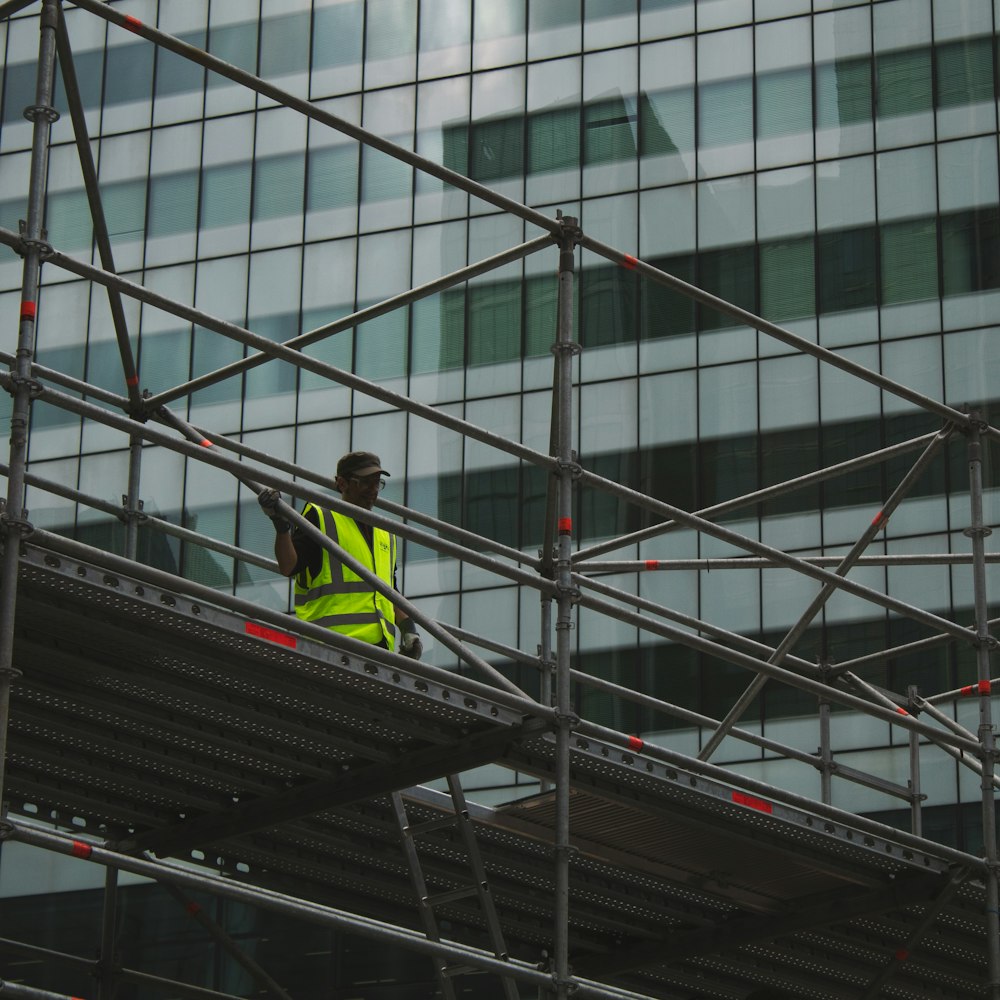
top-left (258, 488), bottom-right (290, 534)
top-left (399, 619), bottom-right (423, 660)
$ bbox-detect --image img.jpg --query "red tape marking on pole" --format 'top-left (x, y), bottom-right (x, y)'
top-left (980, 679), bottom-right (993, 694)
top-left (199, 439), bottom-right (213, 448)
top-left (558, 517), bottom-right (572, 535)
top-left (20, 300), bottom-right (36, 321)
top-left (70, 840), bottom-right (92, 859)
top-left (245, 621), bottom-right (297, 648)
top-left (627, 735), bottom-right (644, 752)
top-left (126, 374), bottom-right (140, 387)
top-left (644, 560), bottom-right (659, 570)
top-left (123, 14), bottom-right (143, 33)
top-left (732, 791), bottom-right (773, 814)
top-left (871, 510), bottom-right (886, 528)
top-left (621, 254), bottom-right (638, 270)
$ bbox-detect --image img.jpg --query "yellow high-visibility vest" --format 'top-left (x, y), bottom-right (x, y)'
top-left (293, 505), bottom-right (396, 650)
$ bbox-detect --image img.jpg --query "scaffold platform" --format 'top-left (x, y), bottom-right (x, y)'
top-left (0, 535), bottom-right (990, 1000)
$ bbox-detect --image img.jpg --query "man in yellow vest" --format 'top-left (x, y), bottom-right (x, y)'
top-left (258, 451), bottom-right (422, 658)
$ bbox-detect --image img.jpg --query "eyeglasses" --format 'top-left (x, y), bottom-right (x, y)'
top-left (350, 475), bottom-right (386, 491)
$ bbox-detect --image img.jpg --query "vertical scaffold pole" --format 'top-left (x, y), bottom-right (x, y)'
top-left (124, 434), bottom-right (143, 560)
top-left (0, 0), bottom-right (59, 806)
top-left (967, 412), bottom-right (1000, 998)
top-left (551, 216), bottom-right (581, 1000)
top-left (908, 684), bottom-right (923, 838)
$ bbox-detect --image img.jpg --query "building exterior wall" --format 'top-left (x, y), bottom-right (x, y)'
top-left (0, 0), bottom-right (997, 847)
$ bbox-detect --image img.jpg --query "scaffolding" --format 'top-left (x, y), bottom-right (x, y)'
top-left (0, 2), bottom-right (997, 998)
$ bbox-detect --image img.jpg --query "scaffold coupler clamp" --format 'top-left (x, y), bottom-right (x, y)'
top-left (0, 821), bottom-right (16, 842)
top-left (121, 495), bottom-right (147, 526)
top-left (8, 371), bottom-right (45, 400)
top-left (0, 500), bottom-right (33, 541)
top-left (557, 453), bottom-right (583, 480)
top-left (17, 219), bottom-right (53, 262)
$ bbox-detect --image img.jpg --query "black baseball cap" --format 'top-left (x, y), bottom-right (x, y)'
top-left (337, 451), bottom-right (391, 479)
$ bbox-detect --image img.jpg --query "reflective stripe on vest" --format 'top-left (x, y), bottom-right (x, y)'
top-left (293, 505), bottom-right (396, 649)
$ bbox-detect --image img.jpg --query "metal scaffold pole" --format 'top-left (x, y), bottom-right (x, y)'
top-left (967, 413), bottom-right (1000, 998)
top-left (0, 0), bottom-right (58, 809)
top-left (551, 216), bottom-right (581, 1000)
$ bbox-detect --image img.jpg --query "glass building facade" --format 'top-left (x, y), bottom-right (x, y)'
top-left (1, 0), bottom-right (999, 994)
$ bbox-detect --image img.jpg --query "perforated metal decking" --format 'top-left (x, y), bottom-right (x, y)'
top-left (0, 536), bottom-right (990, 1000)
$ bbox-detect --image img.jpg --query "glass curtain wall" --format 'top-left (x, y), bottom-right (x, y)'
top-left (0, 0), bottom-right (997, 837)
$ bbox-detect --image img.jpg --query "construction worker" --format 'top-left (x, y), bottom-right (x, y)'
top-left (258, 451), bottom-right (422, 659)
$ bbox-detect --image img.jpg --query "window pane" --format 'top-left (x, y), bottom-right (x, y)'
top-left (816, 58), bottom-right (872, 129)
top-left (761, 238), bottom-right (815, 321)
top-left (698, 246), bottom-right (755, 330)
top-left (935, 37), bottom-right (994, 108)
top-left (471, 116), bottom-right (524, 181)
top-left (876, 48), bottom-right (932, 118)
top-left (307, 144), bottom-right (358, 210)
top-left (641, 254), bottom-right (695, 339)
top-left (468, 279), bottom-right (522, 364)
top-left (201, 163), bottom-right (251, 230)
top-left (881, 217), bottom-right (938, 304)
top-left (941, 207), bottom-right (1000, 296)
top-left (581, 265), bottom-right (638, 347)
top-left (818, 227), bottom-right (877, 313)
top-left (148, 170), bottom-right (199, 237)
top-left (528, 107), bottom-right (579, 173)
top-left (584, 96), bottom-right (638, 164)
top-left (757, 67), bottom-right (812, 137)
top-left (699, 78), bottom-right (753, 147)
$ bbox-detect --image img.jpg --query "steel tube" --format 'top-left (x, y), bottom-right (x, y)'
top-left (0, 0), bottom-right (58, 829)
top-left (0, 461), bottom-right (276, 572)
top-left (158, 879), bottom-right (295, 1000)
top-left (53, 4), bottom-right (142, 412)
top-left (0, 229), bottom-right (562, 479)
top-left (578, 234), bottom-right (977, 431)
top-left (69, 0), bottom-right (561, 237)
top-left (966, 416), bottom-right (1000, 999)
top-left (0, 0), bottom-right (38, 20)
top-left (574, 432), bottom-right (940, 563)
top-left (25, 527), bottom-right (555, 725)
top-left (581, 553), bottom-right (994, 571)
top-left (250, 486), bottom-right (531, 698)
top-left (149, 235), bottom-right (554, 408)
top-left (0, 349), bottom-right (129, 408)
top-left (1, 821), bottom-right (656, 1000)
top-left (171, 417), bottom-right (541, 570)
top-left (574, 467), bottom-right (974, 644)
top-left (552, 219), bottom-right (580, 1000)
top-left (0, 374), bottom-right (558, 597)
top-left (568, 586), bottom-right (981, 754)
top-left (908, 686), bottom-right (923, 838)
top-left (569, 719), bottom-right (989, 874)
top-left (831, 617), bottom-right (1000, 680)
top-left (700, 424), bottom-right (950, 760)
top-left (442, 620), bottom-right (912, 797)
top-left (573, 570), bottom-right (819, 675)
top-left (96, 866), bottom-right (120, 1000)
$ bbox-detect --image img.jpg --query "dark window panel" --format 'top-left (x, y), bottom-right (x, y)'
top-left (642, 253), bottom-right (696, 340)
top-left (817, 226), bottom-right (877, 314)
top-left (697, 245), bottom-right (756, 331)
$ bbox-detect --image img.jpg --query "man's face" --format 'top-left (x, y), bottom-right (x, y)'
top-left (337, 472), bottom-right (382, 510)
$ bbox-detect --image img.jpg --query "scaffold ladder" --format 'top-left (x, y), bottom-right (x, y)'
top-left (391, 775), bottom-right (520, 1000)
